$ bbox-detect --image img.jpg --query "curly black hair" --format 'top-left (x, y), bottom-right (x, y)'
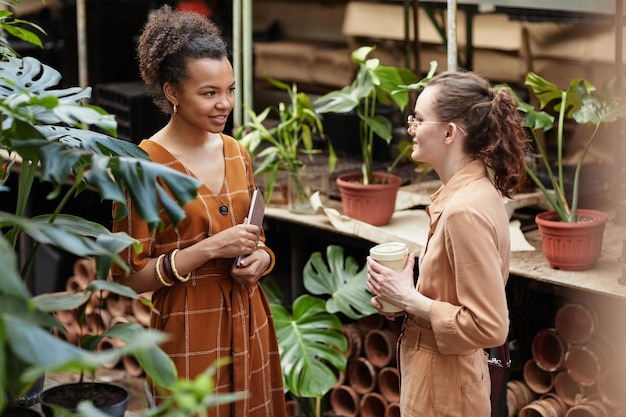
top-left (137, 5), bottom-right (228, 113)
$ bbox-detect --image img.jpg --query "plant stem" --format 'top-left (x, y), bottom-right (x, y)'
top-left (571, 123), bottom-right (600, 221)
top-left (556, 90), bottom-right (568, 214)
top-left (315, 397), bottom-right (321, 417)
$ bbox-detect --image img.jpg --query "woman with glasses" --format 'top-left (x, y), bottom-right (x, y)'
top-left (367, 71), bottom-right (529, 417)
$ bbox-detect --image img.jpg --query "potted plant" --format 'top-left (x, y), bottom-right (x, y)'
top-left (1, 257), bottom-right (241, 417)
top-left (314, 46), bottom-right (436, 226)
top-left (0, 7), bottom-right (204, 415)
top-left (263, 245), bottom-right (376, 417)
top-left (236, 78), bottom-right (336, 213)
top-left (514, 71), bottom-right (626, 270)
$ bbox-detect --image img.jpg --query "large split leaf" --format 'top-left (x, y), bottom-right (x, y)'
top-left (303, 245), bottom-right (376, 320)
top-left (271, 295), bottom-right (347, 398)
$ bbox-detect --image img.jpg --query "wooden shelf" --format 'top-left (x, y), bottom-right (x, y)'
top-left (265, 193), bottom-right (626, 301)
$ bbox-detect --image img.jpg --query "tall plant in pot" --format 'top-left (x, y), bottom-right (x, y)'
top-left (513, 71), bottom-right (626, 270)
top-left (0, 7), bottom-right (206, 415)
top-left (315, 46), bottom-right (436, 226)
top-left (236, 78), bottom-right (336, 213)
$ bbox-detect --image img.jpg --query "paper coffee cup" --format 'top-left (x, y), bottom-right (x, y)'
top-left (369, 242), bottom-right (409, 313)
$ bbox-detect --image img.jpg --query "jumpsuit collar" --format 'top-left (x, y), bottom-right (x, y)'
top-left (426, 160), bottom-right (489, 228)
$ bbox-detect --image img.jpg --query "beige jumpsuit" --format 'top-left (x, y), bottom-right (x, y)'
top-left (399, 160), bottom-right (510, 417)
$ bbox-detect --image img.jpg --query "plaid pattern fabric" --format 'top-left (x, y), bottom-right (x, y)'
top-left (112, 136), bottom-right (287, 417)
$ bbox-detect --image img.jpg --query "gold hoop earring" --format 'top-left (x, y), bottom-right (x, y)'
top-left (173, 104), bottom-right (178, 114)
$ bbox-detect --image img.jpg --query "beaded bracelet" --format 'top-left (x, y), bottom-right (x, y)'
top-left (155, 254), bottom-right (174, 287)
top-left (256, 245), bottom-right (275, 276)
top-left (170, 249), bottom-right (191, 282)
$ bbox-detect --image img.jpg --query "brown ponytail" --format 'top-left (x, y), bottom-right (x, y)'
top-left (427, 71), bottom-right (530, 198)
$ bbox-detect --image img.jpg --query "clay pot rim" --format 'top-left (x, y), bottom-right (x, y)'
top-left (535, 209), bottom-right (609, 228)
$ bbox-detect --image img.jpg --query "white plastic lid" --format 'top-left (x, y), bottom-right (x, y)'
top-left (369, 242), bottom-right (409, 261)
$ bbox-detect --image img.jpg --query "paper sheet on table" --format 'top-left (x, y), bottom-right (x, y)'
top-left (311, 193), bottom-right (535, 252)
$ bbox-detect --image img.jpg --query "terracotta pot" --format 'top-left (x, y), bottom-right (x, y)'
top-left (130, 297), bottom-right (152, 327)
top-left (363, 329), bottom-right (397, 368)
top-left (40, 382), bottom-right (130, 417)
top-left (519, 397), bottom-right (565, 417)
top-left (523, 359), bottom-right (555, 394)
top-left (285, 399), bottom-right (298, 417)
top-left (565, 343), bottom-right (606, 387)
top-left (122, 354), bottom-right (145, 377)
top-left (343, 324), bottom-right (363, 359)
top-left (336, 172), bottom-right (402, 226)
top-left (85, 308), bottom-right (111, 335)
top-left (541, 393), bottom-right (569, 417)
top-left (508, 380), bottom-right (538, 411)
top-left (532, 328), bottom-right (567, 372)
top-left (385, 401), bottom-right (401, 417)
top-left (330, 385), bottom-right (360, 417)
top-left (105, 295), bottom-right (131, 318)
top-left (96, 337), bottom-right (124, 369)
top-left (377, 367), bottom-right (400, 403)
top-left (564, 397), bottom-right (612, 417)
top-left (507, 385), bottom-right (520, 417)
top-left (555, 301), bottom-right (598, 344)
top-left (346, 357), bottom-right (377, 394)
top-left (52, 310), bottom-right (81, 346)
top-left (359, 392), bottom-right (388, 417)
top-left (535, 210), bottom-right (609, 271)
top-left (554, 371), bottom-right (586, 406)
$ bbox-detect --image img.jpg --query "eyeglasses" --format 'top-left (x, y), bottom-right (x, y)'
top-left (407, 115), bottom-right (468, 136)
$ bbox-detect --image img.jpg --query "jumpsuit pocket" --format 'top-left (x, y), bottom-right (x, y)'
top-left (460, 351), bottom-right (491, 417)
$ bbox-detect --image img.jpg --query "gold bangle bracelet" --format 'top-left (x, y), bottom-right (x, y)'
top-left (256, 245), bottom-right (275, 277)
top-left (170, 249), bottom-right (191, 282)
top-left (155, 254), bottom-right (174, 287)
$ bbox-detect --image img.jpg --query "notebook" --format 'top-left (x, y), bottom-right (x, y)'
top-left (235, 188), bottom-right (265, 267)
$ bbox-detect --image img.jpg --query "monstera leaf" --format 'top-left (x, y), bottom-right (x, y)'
top-left (0, 56), bottom-right (115, 134)
top-left (270, 295), bottom-right (347, 399)
top-left (1, 55), bottom-right (202, 233)
top-left (303, 245), bottom-right (377, 319)
top-left (266, 245), bottom-right (378, 416)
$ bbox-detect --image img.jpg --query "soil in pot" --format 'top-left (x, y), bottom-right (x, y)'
top-left (39, 382), bottom-right (129, 417)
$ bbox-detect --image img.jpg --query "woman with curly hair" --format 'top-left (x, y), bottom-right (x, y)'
top-left (366, 71), bottom-right (529, 417)
top-left (110, 6), bottom-right (287, 417)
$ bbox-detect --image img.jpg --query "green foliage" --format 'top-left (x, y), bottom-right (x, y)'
top-left (266, 245), bottom-right (376, 417)
top-left (303, 245), bottom-right (376, 320)
top-left (0, 8), bottom-right (46, 52)
top-left (236, 78), bottom-right (336, 202)
top-left (141, 358), bottom-right (245, 417)
top-left (272, 295), bottom-right (347, 399)
top-left (0, 5), bottom-right (223, 415)
top-left (512, 72), bottom-right (626, 222)
top-left (316, 46), bottom-right (435, 184)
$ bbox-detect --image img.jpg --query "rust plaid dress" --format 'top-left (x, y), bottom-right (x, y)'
top-left (111, 135), bottom-right (287, 417)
